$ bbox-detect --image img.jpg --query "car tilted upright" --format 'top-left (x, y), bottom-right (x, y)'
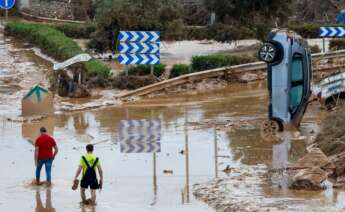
top-left (259, 29), bottom-right (312, 135)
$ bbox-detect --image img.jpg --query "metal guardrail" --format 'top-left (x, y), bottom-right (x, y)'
top-left (118, 50), bottom-right (345, 99)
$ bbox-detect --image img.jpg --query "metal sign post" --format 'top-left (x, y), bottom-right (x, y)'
top-left (150, 64), bottom-right (154, 76)
top-left (184, 107), bottom-right (190, 204)
top-left (214, 127), bottom-right (218, 178)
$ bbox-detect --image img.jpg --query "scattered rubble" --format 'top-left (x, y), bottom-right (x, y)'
top-left (313, 107), bottom-right (345, 156)
top-left (289, 167), bottom-right (329, 190)
top-left (6, 115), bottom-right (48, 123)
top-left (188, 118), bottom-right (257, 131)
top-left (193, 165), bottom-right (337, 211)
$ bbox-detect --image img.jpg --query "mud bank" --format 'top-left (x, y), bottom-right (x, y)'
top-left (193, 165), bottom-right (344, 212)
top-left (192, 103), bottom-right (345, 211)
top-left (313, 107), bottom-right (345, 156)
top-left (194, 164), bottom-right (345, 211)
top-left (146, 71), bottom-right (266, 98)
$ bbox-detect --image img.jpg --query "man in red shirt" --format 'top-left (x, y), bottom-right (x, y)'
top-left (35, 127), bottom-right (59, 186)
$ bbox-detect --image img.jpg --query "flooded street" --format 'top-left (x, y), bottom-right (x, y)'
top-left (1, 28), bottom-right (345, 212)
top-left (0, 82), bottom-right (268, 212)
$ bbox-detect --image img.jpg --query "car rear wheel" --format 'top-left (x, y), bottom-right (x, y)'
top-left (259, 43), bottom-right (277, 63)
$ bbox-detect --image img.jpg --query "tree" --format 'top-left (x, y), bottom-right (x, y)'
top-left (88, 0), bottom-right (184, 52)
top-left (204, 0), bottom-right (293, 40)
top-left (205, 0), bottom-right (292, 25)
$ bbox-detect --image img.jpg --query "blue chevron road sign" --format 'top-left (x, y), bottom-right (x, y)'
top-left (119, 119), bottom-right (161, 153)
top-left (320, 27), bottom-right (345, 37)
top-left (120, 142), bottom-right (161, 153)
top-left (119, 53), bottom-right (160, 65)
top-left (119, 31), bottom-right (160, 43)
top-left (118, 31), bottom-right (160, 65)
top-left (119, 42), bottom-right (160, 54)
top-left (0, 0), bottom-right (15, 9)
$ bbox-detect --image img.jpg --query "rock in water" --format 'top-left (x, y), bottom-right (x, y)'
top-left (288, 148), bottom-right (331, 170)
top-left (289, 167), bottom-right (329, 190)
top-left (328, 152), bottom-right (345, 177)
top-left (288, 148), bottom-right (333, 190)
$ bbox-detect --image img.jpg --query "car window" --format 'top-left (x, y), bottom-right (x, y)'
top-left (291, 55), bottom-right (303, 82)
top-left (290, 85), bottom-right (303, 112)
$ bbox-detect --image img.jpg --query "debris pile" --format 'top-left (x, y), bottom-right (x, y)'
top-left (287, 148), bottom-right (333, 190)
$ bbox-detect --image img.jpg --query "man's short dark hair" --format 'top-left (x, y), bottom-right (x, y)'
top-left (86, 144), bottom-right (94, 152)
top-left (40, 127), bottom-right (47, 133)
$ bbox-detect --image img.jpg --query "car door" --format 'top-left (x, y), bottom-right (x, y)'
top-left (289, 53), bottom-right (304, 117)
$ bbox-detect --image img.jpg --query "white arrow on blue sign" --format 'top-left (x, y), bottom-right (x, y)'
top-left (119, 31), bottom-right (160, 43)
top-left (0, 0), bottom-right (15, 9)
top-left (119, 53), bottom-right (160, 65)
top-left (119, 42), bottom-right (160, 54)
top-left (320, 27), bottom-right (345, 37)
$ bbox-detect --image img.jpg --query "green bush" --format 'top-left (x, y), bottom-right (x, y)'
top-left (170, 64), bottom-right (191, 78)
top-left (128, 64), bottom-right (166, 77)
top-left (329, 39), bottom-right (345, 50)
top-left (5, 22), bottom-right (110, 78)
top-left (53, 23), bottom-right (96, 39)
top-left (185, 26), bottom-right (211, 40)
top-left (191, 54), bottom-right (256, 71)
top-left (207, 23), bottom-right (255, 42)
top-left (309, 45), bottom-right (321, 53)
top-left (85, 60), bottom-right (111, 78)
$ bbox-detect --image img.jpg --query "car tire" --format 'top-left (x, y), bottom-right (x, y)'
top-left (259, 43), bottom-right (277, 63)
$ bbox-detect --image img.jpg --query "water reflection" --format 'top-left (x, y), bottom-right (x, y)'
top-left (35, 188), bottom-right (55, 212)
top-left (22, 116), bottom-right (55, 144)
top-left (73, 113), bottom-right (89, 134)
top-left (182, 108), bottom-right (190, 204)
top-left (80, 205), bottom-right (96, 212)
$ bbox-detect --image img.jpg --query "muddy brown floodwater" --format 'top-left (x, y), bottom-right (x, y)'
top-left (0, 25), bottom-right (345, 212)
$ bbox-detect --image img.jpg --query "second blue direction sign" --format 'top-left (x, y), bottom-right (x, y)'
top-left (119, 53), bottom-right (160, 65)
top-left (119, 42), bottom-right (160, 54)
top-left (320, 27), bottom-right (345, 37)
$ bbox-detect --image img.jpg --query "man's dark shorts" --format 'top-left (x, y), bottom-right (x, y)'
top-left (80, 178), bottom-right (99, 189)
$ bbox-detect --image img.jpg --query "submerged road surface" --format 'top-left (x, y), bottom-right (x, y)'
top-left (1, 83), bottom-right (269, 212)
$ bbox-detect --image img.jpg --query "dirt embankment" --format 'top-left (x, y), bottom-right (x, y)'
top-left (313, 108), bottom-right (345, 156)
top-left (283, 107), bottom-right (345, 191)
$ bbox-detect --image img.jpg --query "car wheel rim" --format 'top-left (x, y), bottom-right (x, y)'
top-left (260, 44), bottom-right (276, 62)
